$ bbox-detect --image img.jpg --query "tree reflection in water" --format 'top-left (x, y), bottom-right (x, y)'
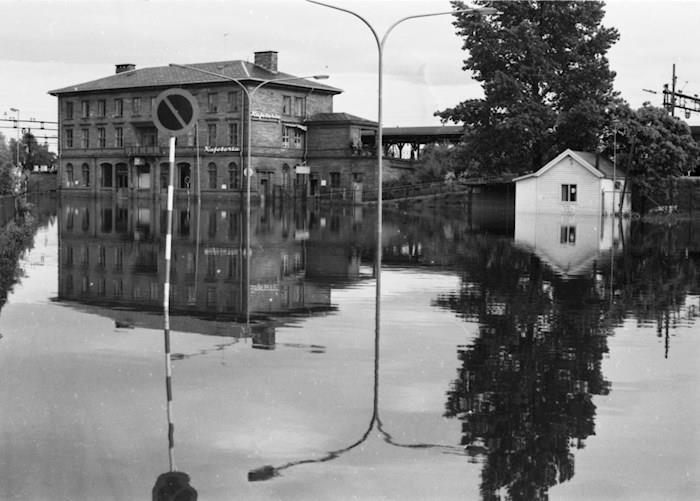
top-left (437, 218), bottom-right (700, 501)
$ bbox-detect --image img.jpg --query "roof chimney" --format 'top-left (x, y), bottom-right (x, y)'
top-left (254, 51), bottom-right (278, 74)
top-left (115, 63), bottom-right (136, 74)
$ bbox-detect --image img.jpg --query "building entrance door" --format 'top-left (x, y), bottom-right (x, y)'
top-left (116, 163), bottom-right (129, 191)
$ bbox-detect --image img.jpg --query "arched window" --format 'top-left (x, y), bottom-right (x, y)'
top-left (228, 162), bottom-right (239, 190)
top-left (207, 162), bottom-right (218, 190)
top-left (65, 163), bottom-right (74, 187)
top-left (82, 163), bottom-right (90, 187)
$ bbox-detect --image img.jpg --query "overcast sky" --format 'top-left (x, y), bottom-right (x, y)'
top-left (1, 0), bottom-right (699, 149)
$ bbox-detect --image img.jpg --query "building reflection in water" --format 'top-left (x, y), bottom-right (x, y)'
top-left (55, 196), bottom-right (367, 341)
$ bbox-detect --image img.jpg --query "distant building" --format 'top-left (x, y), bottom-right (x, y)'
top-left (48, 51), bottom-right (387, 200)
top-left (514, 149), bottom-right (630, 215)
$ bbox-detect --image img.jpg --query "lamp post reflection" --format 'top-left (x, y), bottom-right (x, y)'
top-left (248, 318), bottom-right (464, 482)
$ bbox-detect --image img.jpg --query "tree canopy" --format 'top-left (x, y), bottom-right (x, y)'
top-left (438, 0), bottom-right (619, 175)
top-left (601, 102), bottom-right (699, 206)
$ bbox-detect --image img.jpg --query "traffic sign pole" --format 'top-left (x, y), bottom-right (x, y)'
top-left (152, 88), bottom-right (198, 473)
top-left (163, 135), bottom-right (176, 472)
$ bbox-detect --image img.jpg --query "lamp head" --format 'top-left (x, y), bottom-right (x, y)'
top-left (312, 75), bottom-right (329, 80)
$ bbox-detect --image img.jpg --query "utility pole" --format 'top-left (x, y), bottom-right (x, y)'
top-left (662, 65), bottom-right (700, 118)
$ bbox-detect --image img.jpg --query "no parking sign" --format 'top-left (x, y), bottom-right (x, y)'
top-left (153, 88), bottom-right (199, 137)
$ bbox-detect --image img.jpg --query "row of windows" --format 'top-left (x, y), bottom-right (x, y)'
top-left (62, 274), bottom-right (232, 308)
top-left (63, 122), bottom-right (242, 149)
top-left (64, 161), bottom-right (242, 190)
top-left (65, 91), bottom-right (305, 121)
top-left (64, 127), bottom-right (122, 149)
top-left (65, 91), bottom-right (244, 120)
top-left (66, 97), bottom-right (147, 120)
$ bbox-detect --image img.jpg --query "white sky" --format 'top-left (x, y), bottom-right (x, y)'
top-left (1, 0), bottom-right (699, 151)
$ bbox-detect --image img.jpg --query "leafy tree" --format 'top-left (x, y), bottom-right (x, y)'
top-left (602, 102), bottom-right (699, 208)
top-left (0, 132), bottom-right (11, 166)
top-left (438, 0), bottom-right (619, 175)
top-left (8, 132), bottom-right (57, 171)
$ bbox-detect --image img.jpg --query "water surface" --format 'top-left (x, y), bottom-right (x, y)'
top-left (0, 195), bottom-right (697, 500)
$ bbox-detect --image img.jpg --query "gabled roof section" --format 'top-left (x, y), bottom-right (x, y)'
top-left (513, 149), bottom-right (622, 182)
top-left (48, 60), bottom-right (342, 95)
top-left (306, 112), bottom-right (377, 127)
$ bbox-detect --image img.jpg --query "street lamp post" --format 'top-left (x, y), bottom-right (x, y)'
top-left (9, 107), bottom-right (20, 167)
top-left (305, 1), bottom-right (497, 339)
top-left (168, 63), bottom-right (328, 329)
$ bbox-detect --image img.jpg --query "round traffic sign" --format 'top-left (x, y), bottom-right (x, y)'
top-left (154, 88), bottom-right (199, 136)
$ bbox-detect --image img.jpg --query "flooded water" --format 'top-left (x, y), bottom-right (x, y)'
top-left (0, 194), bottom-right (698, 500)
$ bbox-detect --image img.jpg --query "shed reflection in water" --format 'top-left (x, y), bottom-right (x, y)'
top-left (47, 195), bottom-right (700, 499)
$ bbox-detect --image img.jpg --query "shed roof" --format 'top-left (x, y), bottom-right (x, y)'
top-left (513, 149), bottom-right (623, 182)
top-left (48, 60), bottom-right (342, 95)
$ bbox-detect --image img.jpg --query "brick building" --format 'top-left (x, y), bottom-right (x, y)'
top-left (49, 51), bottom-right (382, 200)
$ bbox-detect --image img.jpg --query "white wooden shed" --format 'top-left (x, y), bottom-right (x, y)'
top-left (514, 149), bottom-right (630, 215)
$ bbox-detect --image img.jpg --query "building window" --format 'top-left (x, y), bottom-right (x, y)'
top-left (227, 122), bottom-right (239, 146)
top-left (82, 163), bottom-right (90, 187)
top-left (97, 127), bottom-right (106, 148)
top-left (207, 123), bottom-right (217, 145)
top-left (282, 127), bottom-right (290, 147)
top-left (282, 95), bottom-right (292, 115)
top-left (81, 100), bottom-right (90, 118)
top-left (97, 245), bottom-right (106, 266)
top-left (227, 91), bottom-right (240, 112)
top-left (64, 128), bottom-right (74, 148)
top-left (65, 163), bottom-right (74, 185)
top-left (81, 128), bottom-right (89, 149)
top-left (140, 127), bottom-right (157, 147)
top-left (228, 162), bottom-right (239, 190)
top-left (65, 101), bottom-right (74, 120)
top-left (101, 163), bottom-right (113, 188)
top-left (207, 92), bottom-right (218, 112)
top-left (294, 96), bottom-right (306, 117)
top-left (560, 225), bottom-right (576, 244)
top-left (292, 128), bottom-right (303, 148)
top-left (132, 97), bottom-right (141, 115)
top-left (115, 127), bottom-right (123, 147)
top-left (207, 210), bottom-right (217, 238)
top-left (114, 248), bottom-right (123, 271)
top-left (97, 100), bottom-right (106, 117)
top-left (561, 184), bottom-right (577, 202)
top-left (115, 98), bottom-right (123, 117)
top-left (208, 162), bottom-right (218, 189)
top-left (150, 97), bottom-right (156, 115)
top-left (330, 172), bottom-right (341, 188)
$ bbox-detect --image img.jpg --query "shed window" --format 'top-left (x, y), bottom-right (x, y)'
top-left (561, 184), bottom-right (577, 202)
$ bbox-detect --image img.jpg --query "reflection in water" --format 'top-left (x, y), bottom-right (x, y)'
top-left (436, 211), bottom-right (699, 500)
top-left (50, 195), bottom-right (700, 495)
top-left (0, 197), bottom-right (54, 313)
top-left (54, 196), bottom-right (364, 338)
top-left (248, 287), bottom-right (463, 482)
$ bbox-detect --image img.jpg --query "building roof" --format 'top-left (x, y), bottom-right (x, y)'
top-left (48, 60), bottom-right (343, 95)
top-left (306, 112), bottom-right (377, 127)
top-left (382, 125), bottom-right (463, 138)
top-left (514, 149), bottom-right (623, 182)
